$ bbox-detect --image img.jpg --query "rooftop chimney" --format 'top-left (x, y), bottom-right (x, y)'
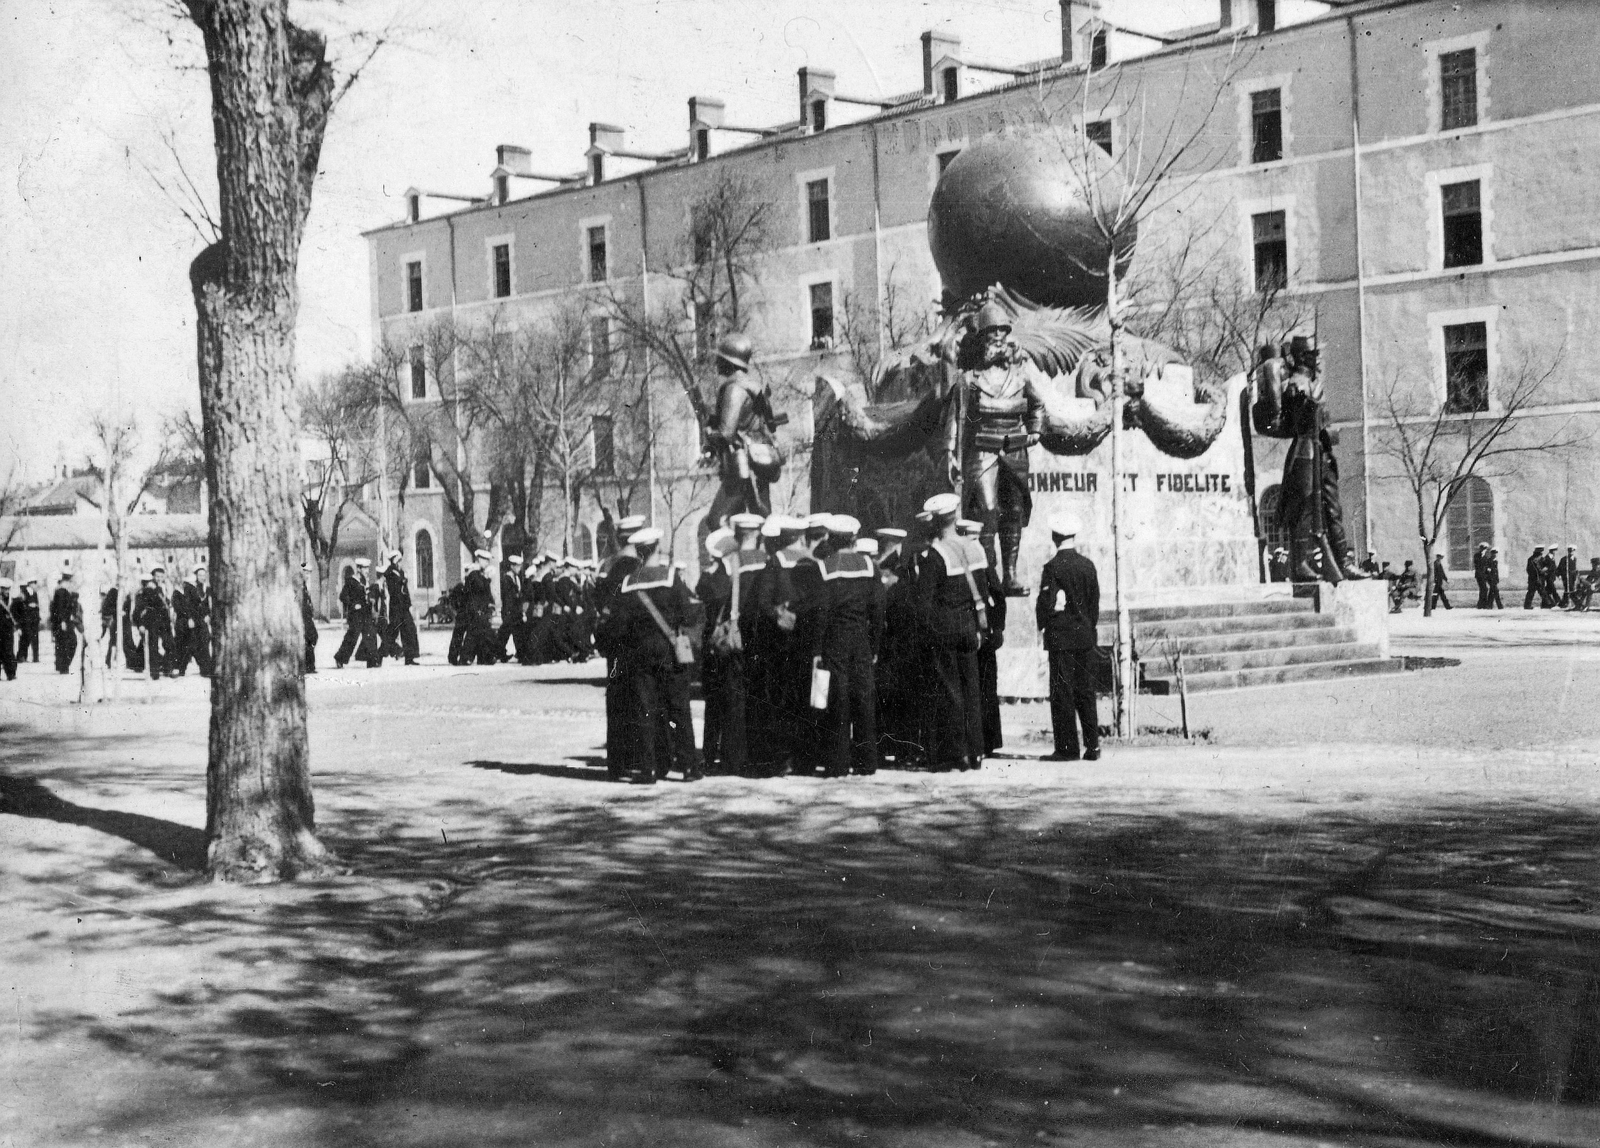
top-left (587, 123), bottom-right (625, 184)
top-left (1060, 1), bottom-right (1102, 63)
top-left (496, 144), bottom-right (534, 177)
top-left (798, 67), bottom-right (835, 132)
top-left (921, 30), bottom-right (961, 95)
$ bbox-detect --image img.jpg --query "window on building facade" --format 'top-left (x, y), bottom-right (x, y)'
top-left (414, 529), bottom-right (435, 590)
top-left (406, 193), bottom-right (420, 223)
top-left (406, 260), bottom-right (423, 312)
top-left (811, 99), bottom-right (828, 132)
top-left (409, 346), bottom-right (426, 400)
top-left (942, 68), bottom-right (959, 103)
top-left (412, 449), bottom-right (431, 490)
top-left (809, 282), bottom-right (834, 349)
top-left (806, 178), bottom-right (830, 243)
top-left (1250, 88), bottom-right (1283, 163)
top-left (589, 316), bottom-right (612, 378)
top-left (1089, 30), bottom-right (1108, 70)
top-left (1445, 475), bottom-right (1493, 570)
top-left (591, 414), bottom-right (615, 477)
top-left (493, 174), bottom-right (509, 205)
top-left (1443, 321), bottom-right (1489, 413)
top-left (1257, 0), bottom-right (1277, 33)
top-left (587, 225), bottom-right (607, 282)
top-left (1251, 210), bottom-right (1288, 292)
top-left (1441, 180), bottom-right (1483, 268)
top-left (589, 153), bottom-right (605, 185)
top-left (1440, 48), bottom-right (1478, 130)
top-left (1085, 120), bottom-right (1112, 156)
top-left (492, 243), bottom-right (512, 298)
top-left (695, 128), bottom-right (710, 162)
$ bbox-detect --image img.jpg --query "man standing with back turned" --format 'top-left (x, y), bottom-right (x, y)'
top-left (1036, 515), bottom-right (1101, 762)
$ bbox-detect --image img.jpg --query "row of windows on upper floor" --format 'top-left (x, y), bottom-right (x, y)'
top-left (398, 43), bottom-right (1492, 314)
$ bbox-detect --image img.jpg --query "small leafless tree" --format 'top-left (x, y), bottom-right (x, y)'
top-left (298, 367), bottom-right (381, 615)
top-left (1373, 351), bottom-right (1582, 616)
top-left (1034, 41), bottom-right (1251, 736)
top-left (605, 170), bottom-right (773, 438)
top-left (835, 265), bottom-right (937, 397)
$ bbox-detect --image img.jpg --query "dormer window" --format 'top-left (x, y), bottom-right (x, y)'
top-left (696, 128), bottom-right (710, 161)
top-left (493, 173), bottom-right (509, 205)
top-left (406, 193), bottom-right (420, 223)
top-left (810, 99), bottom-right (827, 132)
top-left (941, 67), bottom-right (959, 103)
top-left (590, 153), bottom-right (605, 185)
top-left (1089, 30), bottom-right (1108, 70)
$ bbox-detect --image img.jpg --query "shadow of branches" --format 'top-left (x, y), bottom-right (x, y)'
top-left (8, 770), bottom-right (1600, 1147)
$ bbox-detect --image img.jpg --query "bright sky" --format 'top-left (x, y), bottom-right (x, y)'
top-left (2, 0), bottom-right (1261, 482)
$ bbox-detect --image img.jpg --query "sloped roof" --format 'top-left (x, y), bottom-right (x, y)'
top-left (22, 474), bottom-right (100, 515)
top-left (0, 514), bottom-right (208, 552)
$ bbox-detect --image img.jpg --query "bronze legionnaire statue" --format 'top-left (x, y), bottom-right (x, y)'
top-left (704, 334), bottom-right (785, 533)
top-left (948, 301), bottom-right (1046, 596)
top-left (1252, 336), bottom-right (1366, 582)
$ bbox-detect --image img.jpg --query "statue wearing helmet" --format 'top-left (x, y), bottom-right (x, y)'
top-left (704, 333), bottom-right (785, 532)
top-left (947, 301), bottom-right (1047, 595)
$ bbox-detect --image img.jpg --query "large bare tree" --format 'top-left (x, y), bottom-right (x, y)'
top-left (1373, 351), bottom-right (1581, 616)
top-left (181, 0), bottom-right (382, 881)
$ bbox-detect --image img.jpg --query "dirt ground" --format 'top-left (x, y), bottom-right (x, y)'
top-left (1, 610), bottom-right (1597, 1147)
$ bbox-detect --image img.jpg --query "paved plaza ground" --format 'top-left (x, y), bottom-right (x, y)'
top-left (1, 608), bottom-right (1597, 1146)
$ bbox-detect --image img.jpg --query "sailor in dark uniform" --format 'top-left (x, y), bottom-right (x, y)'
top-left (911, 494), bottom-right (987, 771)
top-left (599, 528), bottom-right (703, 784)
top-left (49, 572), bottom-right (82, 675)
top-left (0, 578), bottom-right (16, 681)
top-left (813, 515), bottom-right (885, 777)
top-left (463, 549), bottom-right (498, 664)
top-left (300, 562), bottom-right (319, 673)
top-left (1036, 515), bottom-right (1101, 762)
top-left (13, 579), bottom-right (41, 664)
top-left (748, 515), bottom-right (807, 776)
top-left (497, 553), bottom-right (526, 663)
top-left (959, 518), bottom-right (1007, 755)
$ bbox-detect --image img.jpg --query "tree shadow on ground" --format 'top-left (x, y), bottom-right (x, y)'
top-left (0, 774), bottom-right (207, 871)
top-left (468, 757), bottom-right (612, 783)
top-left (9, 774), bottom-right (1600, 1147)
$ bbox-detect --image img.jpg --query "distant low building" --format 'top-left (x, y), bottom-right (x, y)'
top-left (0, 514), bottom-right (207, 588)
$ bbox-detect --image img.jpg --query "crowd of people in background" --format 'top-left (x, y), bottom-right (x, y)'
top-left (1265, 540), bottom-right (1600, 614)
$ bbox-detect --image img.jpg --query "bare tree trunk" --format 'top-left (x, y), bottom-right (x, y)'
top-left (189, 0), bottom-right (336, 882)
top-left (1421, 537), bottom-right (1436, 619)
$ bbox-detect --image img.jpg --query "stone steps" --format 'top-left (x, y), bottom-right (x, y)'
top-left (1088, 589), bottom-right (1402, 694)
top-left (1145, 655), bottom-right (1404, 694)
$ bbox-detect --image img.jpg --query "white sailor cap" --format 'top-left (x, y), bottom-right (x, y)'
top-left (1049, 514), bottom-right (1080, 538)
top-left (729, 512), bottom-right (765, 531)
top-left (923, 492), bottom-right (960, 518)
top-left (149, 565), bottom-right (166, 575)
top-left (0, 578), bottom-right (11, 589)
top-left (616, 514), bottom-right (647, 533)
top-left (630, 527), bottom-right (664, 547)
top-left (875, 527), bottom-right (907, 541)
top-left (827, 514), bottom-right (861, 537)
top-left (355, 557), bottom-right (371, 568)
top-left (507, 553), bottom-right (524, 565)
top-left (854, 538), bottom-right (879, 555)
top-left (956, 518), bottom-right (982, 536)
top-left (388, 549), bottom-right (403, 563)
top-left (704, 527), bottom-right (736, 557)
top-left (474, 549), bottom-right (492, 561)
top-left (803, 513), bottom-right (832, 533)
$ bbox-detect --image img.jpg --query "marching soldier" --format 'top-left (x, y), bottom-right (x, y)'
top-left (0, 578), bottom-right (15, 681)
top-left (49, 572), bottom-right (82, 675)
top-left (1036, 515), bottom-right (1101, 762)
top-left (1558, 545), bottom-right (1581, 608)
top-left (1484, 548), bottom-right (1504, 610)
top-left (813, 515), bottom-right (884, 777)
top-left (463, 550), bottom-right (498, 665)
top-left (134, 567), bottom-right (176, 678)
top-left (599, 528), bottom-right (703, 785)
top-left (911, 493), bottom-right (987, 772)
top-left (333, 559), bottom-right (378, 668)
top-left (14, 579), bottom-right (41, 663)
top-left (382, 549), bottom-right (420, 664)
top-left (172, 567), bottom-right (214, 676)
top-left (497, 553), bottom-right (526, 663)
top-left (365, 562), bottom-right (388, 667)
top-left (301, 562), bottom-right (319, 673)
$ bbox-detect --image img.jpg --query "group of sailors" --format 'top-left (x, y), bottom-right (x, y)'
top-left (0, 566), bottom-right (214, 681)
top-left (444, 548), bottom-right (601, 668)
top-left (596, 494), bottom-right (1103, 785)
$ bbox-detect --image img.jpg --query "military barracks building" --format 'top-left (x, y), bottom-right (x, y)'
top-left (363, 0), bottom-right (1600, 592)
